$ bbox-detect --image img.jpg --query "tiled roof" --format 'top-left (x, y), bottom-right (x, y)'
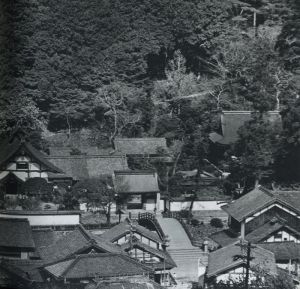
top-left (209, 111), bottom-right (281, 145)
top-left (222, 187), bottom-right (300, 222)
top-left (275, 190), bottom-right (300, 213)
top-left (90, 278), bottom-right (164, 289)
top-left (222, 187), bottom-right (275, 222)
top-left (44, 253), bottom-right (152, 279)
top-left (245, 218), bottom-right (300, 243)
top-left (120, 238), bottom-right (176, 269)
top-left (2, 259), bottom-right (45, 282)
top-left (114, 138), bottom-right (167, 155)
top-left (38, 225), bottom-right (122, 263)
top-left (113, 171), bottom-right (159, 193)
top-left (100, 219), bottom-right (162, 244)
top-left (0, 218), bottom-right (35, 250)
top-left (0, 135), bottom-right (62, 173)
top-left (206, 241), bottom-right (277, 278)
top-left (46, 155), bottom-right (128, 180)
top-left (209, 229), bottom-right (239, 247)
top-left (258, 242), bottom-right (300, 260)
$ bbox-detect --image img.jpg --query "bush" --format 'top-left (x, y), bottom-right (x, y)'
top-left (210, 218), bottom-right (223, 228)
top-left (191, 218), bottom-right (200, 227)
top-left (179, 209), bottom-right (192, 219)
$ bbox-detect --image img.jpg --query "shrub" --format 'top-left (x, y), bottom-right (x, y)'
top-left (191, 218), bottom-right (200, 227)
top-left (178, 209), bottom-right (192, 219)
top-left (210, 218), bottom-right (223, 228)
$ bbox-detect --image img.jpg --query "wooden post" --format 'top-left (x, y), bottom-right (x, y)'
top-left (245, 242), bottom-right (251, 289)
top-left (241, 221), bottom-right (245, 240)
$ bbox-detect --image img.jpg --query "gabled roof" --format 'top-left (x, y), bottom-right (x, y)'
top-left (120, 238), bottom-right (176, 269)
top-left (32, 228), bottom-right (61, 248)
top-left (114, 138), bottom-right (167, 155)
top-left (100, 219), bottom-right (162, 243)
top-left (245, 217), bottom-right (300, 243)
top-left (38, 225), bottom-right (122, 263)
top-left (89, 278), bottom-right (164, 289)
top-left (113, 170), bottom-right (159, 193)
top-left (46, 155), bottom-right (128, 180)
top-left (0, 135), bottom-right (63, 173)
top-left (2, 259), bottom-right (45, 282)
top-left (206, 241), bottom-right (277, 278)
top-left (209, 111), bottom-right (281, 145)
top-left (222, 186), bottom-right (300, 222)
top-left (0, 218), bottom-right (35, 250)
top-left (44, 253), bottom-right (152, 279)
top-left (258, 242), bottom-right (300, 260)
top-left (209, 229), bottom-right (239, 247)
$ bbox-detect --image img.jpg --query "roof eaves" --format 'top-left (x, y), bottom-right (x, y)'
top-left (207, 260), bottom-right (244, 278)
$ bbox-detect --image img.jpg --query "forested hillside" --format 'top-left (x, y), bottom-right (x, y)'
top-left (0, 0), bottom-right (300, 188)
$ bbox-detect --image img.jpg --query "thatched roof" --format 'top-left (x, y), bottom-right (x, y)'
top-left (209, 111), bottom-right (281, 145)
top-left (46, 155), bottom-right (128, 180)
top-left (0, 133), bottom-right (63, 173)
top-left (114, 138), bottom-right (167, 155)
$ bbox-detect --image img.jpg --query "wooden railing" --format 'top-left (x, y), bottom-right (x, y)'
top-left (162, 211), bottom-right (202, 248)
top-left (138, 212), bottom-right (166, 240)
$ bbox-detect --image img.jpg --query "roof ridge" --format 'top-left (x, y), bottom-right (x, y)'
top-left (258, 186), bottom-right (275, 197)
top-left (60, 257), bottom-right (78, 278)
top-left (117, 253), bottom-right (154, 272)
top-left (77, 224), bottom-right (94, 242)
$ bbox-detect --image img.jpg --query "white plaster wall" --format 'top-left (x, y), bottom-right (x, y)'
top-left (145, 199), bottom-right (156, 211)
top-left (15, 156), bottom-right (30, 162)
top-left (41, 172), bottom-right (48, 178)
top-left (29, 172), bottom-right (41, 178)
top-left (265, 230), bottom-right (300, 243)
top-left (12, 171), bottom-right (27, 181)
top-left (0, 171), bottom-right (9, 180)
top-left (7, 163), bottom-right (16, 170)
top-left (169, 201), bottom-right (225, 211)
top-left (0, 213), bottom-right (80, 226)
top-left (246, 203), bottom-right (300, 223)
top-left (30, 163), bottom-right (40, 170)
top-left (216, 267), bottom-right (256, 283)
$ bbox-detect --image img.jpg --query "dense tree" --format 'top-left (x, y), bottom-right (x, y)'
top-left (227, 114), bottom-right (282, 192)
top-left (72, 177), bottom-right (114, 224)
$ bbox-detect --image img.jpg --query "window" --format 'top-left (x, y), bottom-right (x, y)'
top-left (16, 162), bottom-right (29, 170)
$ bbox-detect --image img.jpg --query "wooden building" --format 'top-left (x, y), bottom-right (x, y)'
top-left (0, 131), bottom-right (71, 196)
top-left (113, 170), bottom-right (161, 211)
top-left (209, 186), bottom-right (300, 277)
top-left (205, 241), bottom-right (277, 287)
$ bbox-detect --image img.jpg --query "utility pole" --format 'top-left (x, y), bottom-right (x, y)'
top-left (235, 240), bottom-right (256, 289)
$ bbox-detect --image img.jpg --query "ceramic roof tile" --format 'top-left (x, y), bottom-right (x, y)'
top-left (38, 225), bottom-right (122, 263)
top-left (120, 239), bottom-right (176, 269)
top-left (221, 187), bottom-right (275, 222)
top-left (100, 219), bottom-right (162, 243)
top-left (258, 242), bottom-right (300, 260)
top-left (44, 253), bottom-right (152, 279)
top-left (113, 171), bottom-right (159, 193)
top-left (206, 242), bottom-right (277, 278)
top-left (222, 187), bottom-right (300, 222)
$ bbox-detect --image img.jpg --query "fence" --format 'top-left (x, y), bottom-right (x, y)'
top-left (137, 212), bottom-right (166, 240)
